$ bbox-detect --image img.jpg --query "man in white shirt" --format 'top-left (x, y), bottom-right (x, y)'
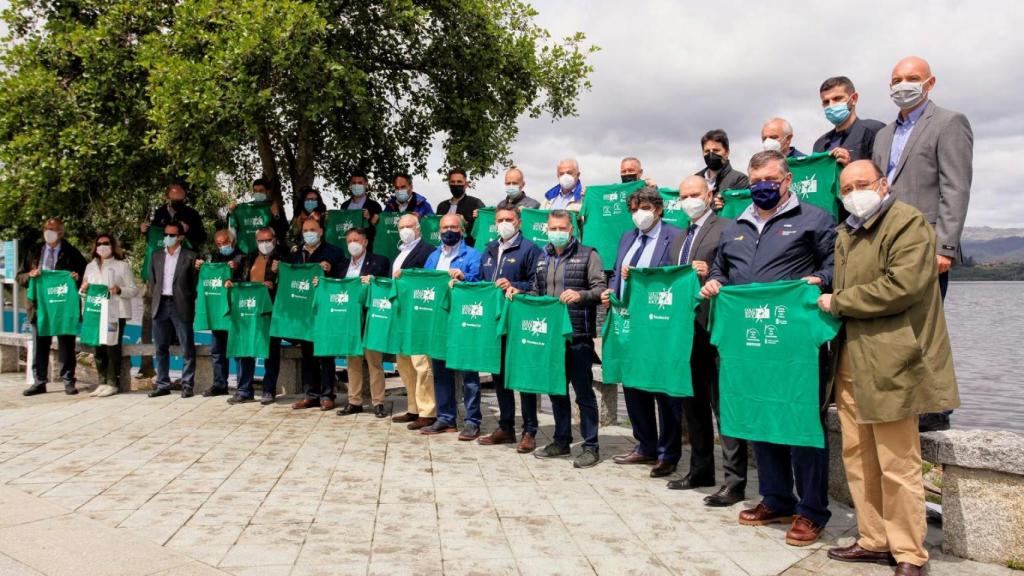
top-left (146, 222), bottom-right (199, 398)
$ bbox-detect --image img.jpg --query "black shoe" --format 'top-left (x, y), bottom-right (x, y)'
top-left (919, 413), bottom-right (951, 432)
top-left (203, 387), bottom-right (228, 397)
top-left (227, 394), bottom-right (253, 404)
top-left (260, 394), bottom-right (276, 405)
top-left (22, 384), bottom-right (46, 396)
top-left (148, 389), bottom-right (170, 398)
top-left (180, 387), bottom-right (195, 398)
top-left (704, 486), bottom-right (745, 507)
top-left (336, 404), bottom-right (364, 416)
top-left (64, 384), bottom-right (79, 395)
top-left (374, 404), bottom-right (387, 418)
top-left (667, 474), bottom-right (716, 491)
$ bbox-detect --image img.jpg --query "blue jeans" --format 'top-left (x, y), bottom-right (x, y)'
top-left (153, 297), bottom-right (196, 391)
top-left (550, 336), bottom-right (599, 451)
top-left (432, 359), bottom-right (481, 427)
top-left (210, 330), bottom-right (232, 392)
top-left (236, 337), bottom-right (281, 398)
top-left (624, 387), bottom-right (683, 464)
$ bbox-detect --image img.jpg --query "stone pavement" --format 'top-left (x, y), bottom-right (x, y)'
top-left (0, 374), bottom-right (1015, 576)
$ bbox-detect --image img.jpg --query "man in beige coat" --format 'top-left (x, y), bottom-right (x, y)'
top-left (817, 160), bottom-right (959, 576)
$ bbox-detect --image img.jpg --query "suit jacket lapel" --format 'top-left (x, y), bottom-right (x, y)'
top-left (172, 248), bottom-right (188, 289)
top-left (689, 215), bottom-right (717, 262)
top-left (892, 101), bottom-right (935, 183)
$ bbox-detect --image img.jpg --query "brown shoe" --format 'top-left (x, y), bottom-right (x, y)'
top-left (392, 412), bottom-right (419, 423)
top-left (827, 543), bottom-right (896, 565)
top-left (478, 429), bottom-right (516, 445)
top-left (320, 398), bottom-right (335, 411)
top-left (650, 461), bottom-right (677, 478)
top-left (894, 562), bottom-right (924, 576)
top-left (516, 433), bottom-right (537, 453)
top-left (407, 417), bottom-right (435, 430)
top-left (738, 502), bottom-right (794, 526)
top-left (292, 398), bottom-right (319, 410)
top-left (785, 515), bottom-right (824, 546)
top-left (612, 450), bottom-right (658, 465)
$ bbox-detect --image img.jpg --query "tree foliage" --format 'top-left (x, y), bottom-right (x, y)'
top-left (0, 0), bottom-right (595, 244)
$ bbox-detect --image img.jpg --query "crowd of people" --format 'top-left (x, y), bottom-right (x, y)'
top-left (14, 56), bottom-right (971, 576)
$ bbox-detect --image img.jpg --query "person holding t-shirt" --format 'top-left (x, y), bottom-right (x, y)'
top-left (435, 168), bottom-right (486, 247)
top-left (340, 170), bottom-right (383, 251)
top-left (195, 229), bottom-right (246, 397)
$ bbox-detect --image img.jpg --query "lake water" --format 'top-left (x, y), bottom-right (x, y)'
top-left (945, 282), bottom-right (1024, 433)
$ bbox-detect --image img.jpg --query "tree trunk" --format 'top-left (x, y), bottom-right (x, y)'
top-left (292, 118), bottom-right (316, 213)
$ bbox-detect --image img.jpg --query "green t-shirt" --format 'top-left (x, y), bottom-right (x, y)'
top-left (710, 280), bottom-right (840, 448)
top-left (229, 202), bottom-right (273, 254)
top-left (621, 266), bottom-right (701, 397)
top-left (658, 188), bottom-right (692, 229)
top-left (324, 210), bottom-right (368, 256)
top-left (519, 208), bottom-right (580, 246)
top-left (269, 262), bottom-right (323, 341)
top-left (139, 227), bottom-right (164, 282)
top-left (420, 214), bottom-right (442, 246)
top-left (193, 262), bottom-right (233, 332)
top-left (498, 295), bottom-right (573, 395)
top-left (395, 268), bottom-right (451, 358)
top-left (363, 277), bottom-right (400, 354)
top-left (80, 284), bottom-right (115, 347)
top-left (444, 282), bottom-right (504, 373)
top-left (470, 207), bottom-right (498, 252)
top-left (599, 293), bottom-right (630, 384)
top-left (313, 276), bottom-right (367, 357)
top-left (227, 282), bottom-right (273, 358)
top-left (580, 181), bottom-right (646, 270)
top-left (718, 188), bottom-right (752, 220)
top-left (788, 152), bottom-right (840, 219)
top-left (376, 211), bottom-right (406, 262)
top-left (28, 270), bottom-right (79, 336)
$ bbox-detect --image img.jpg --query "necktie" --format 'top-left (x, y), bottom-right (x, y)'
top-left (679, 224), bottom-right (698, 264)
top-left (44, 247), bottom-right (56, 270)
top-left (628, 233), bottom-right (650, 268)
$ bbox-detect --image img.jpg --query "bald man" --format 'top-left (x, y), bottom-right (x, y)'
top-left (762, 118), bottom-right (806, 158)
top-left (496, 167), bottom-right (540, 211)
top-left (871, 56), bottom-right (972, 432)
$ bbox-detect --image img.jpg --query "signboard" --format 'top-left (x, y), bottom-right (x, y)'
top-left (1, 240), bottom-right (16, 281)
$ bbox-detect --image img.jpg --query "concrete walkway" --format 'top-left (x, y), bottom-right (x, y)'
top-left (0, 374), bottom-right (1014, 576)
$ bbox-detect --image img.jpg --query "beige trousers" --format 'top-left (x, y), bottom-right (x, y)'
top-left (346, 350), bottom-right (385, 406)
top-left (836, 347), bottom-right (928, 566)
top-left (396, 354), bottom-right (435, 418)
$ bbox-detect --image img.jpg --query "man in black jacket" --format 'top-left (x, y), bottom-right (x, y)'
top-left (17, 218), bottom-right (87, 396)
top-left (141, 184), bottom-right (207, 249)
top-left (436, 168), bottom-right (486, 246)
top-left (813, 76), bottom-right (885, 166)
top-left (696, 130), bottom-right (751, 210)
top-left (147, 221), bottom-right (200, 398)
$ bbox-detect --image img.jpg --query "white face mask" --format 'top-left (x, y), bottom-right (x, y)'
top-left (43, 230), bottom-right (59, 244)
top-left (558, 173), bottom-right (576, 190)
top-left (257, 241), bottom-right (275, 255)
top-left (632, 209), bottom-right (655, 231)
top-left (347, 241), bottom-right (365, 258)
top-left (762, 137), bottom-right (783, 153)
top-left (890, 79), bottom-right (929, 110)
top-left (680, 197), bottom-right (708, 219)
top-left (399, 227), bottom-right (417, 245)
top-left (96, 245), bottom-right (112, 259)
top-left (842, 189), bottom-right (884, 219)
top-left (496, 221), bottom-right (518, 240)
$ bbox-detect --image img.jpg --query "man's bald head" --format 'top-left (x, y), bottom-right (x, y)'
top-left (839, 160), bottom-right (887, 196)
top-left (892, 56), bottom-right (932, 82)
top-left (678, 175), bottom-right (709, 199)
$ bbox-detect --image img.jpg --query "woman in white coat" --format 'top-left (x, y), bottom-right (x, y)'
top-left (81, 234), bottom-right (138, 397)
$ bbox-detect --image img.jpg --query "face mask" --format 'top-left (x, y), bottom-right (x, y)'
top-left (169, 200), bottom-right (185, 210)
top-left (218, 245), bottom-right (234, 257)
top-left (547, 230), bottom-right (571, 248)
top-left (558, 173), bottom-right (576, 190)
top-left (824, 102), bottom-right (851, 126)
top-left (703, 152), bottom-right (725, 171)
top-left (43, 230), bottom-right (59, 244)
top-left (347, 241), bottom-right (365, 257)
top-left (257, 241), bottom-right (275, 256)
top-left (890, 79), bottom-right (928, 110)
top-left (762, 138), bottom-right (783, 153)
top-left (350, 184), bottom-right (366, 197)
top-left (632, 209), bottom-right (655, 231)
top-left (750, 181), bottom-right (783, 210)
top-left (303, 199), bottom-right (318, 213)
top-left (163, 235), bottom-right (179, 248)
top-left (842, 188), bottom-right (884, 219)
top-left (96, 245), bottom-right (112, 259)
top-left (680, 197), bottom-right (708, 219)
top-left (440, 230), bottom-right (462, 247)
top-left (449, 184), bottom-right (466, 198)
top-left (620, 174), bottom-right (639, 183)
top-left (399, 227), bottom-right (416, 244)
top-left (253, 192), bottom-right (267, 203)
top-left (395, 189), bottom-right (410, 204)
top-left (505, 186), bottom-right (521, 199)
top-left (303, 231), bottom-right (320, 245)
top-left (496, 221), bottom-right (517, 240)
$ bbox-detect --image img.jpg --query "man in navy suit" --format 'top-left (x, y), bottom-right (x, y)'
top-left (601, 186), bottom-right (685, 478)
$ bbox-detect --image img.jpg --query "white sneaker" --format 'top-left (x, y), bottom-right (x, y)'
top-left (89, 385), bottom-right (106, 397)
top-left (97, 385), bottom-right (119, 398)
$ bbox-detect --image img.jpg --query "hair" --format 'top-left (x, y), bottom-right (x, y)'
top-left (214, 228), bottom-right (236, 244)
top-left (557, 158), bottom-right (579, 172)
top-left (440, 213), bottom-right (467, 232)
top-left (43, 217), bottom-right (64, 230)
top-left (350, 169), bottom-right (368, 181)
top-left (255, 226), bottom-right (276, 239)
top-left (764, 117), bottom-right (793, 137)
top-left (398, 212), bottom-right (421, 226)
top-left (820, 76), bottom-right (856, 94)
top-left (393, 172), bottom-right (413, 185)
top-left (628, 186), bottom-right (664, 212)
top-left (547, 209), bottom-right (574, 226)
top-left (345, 227), bottom-right (369, 240)
top-left (620, 156), bottom-right (642, 169)
top-left (447, 168), bottom-right (467, 180)
top-left (700, 129), bottom-right (730, 152)
top-left (164, 221), bottom-right (186, 236)
top-left (748, 150), bottom-right (790, 175)
top-left (91, 234), bottom-right (124, 261)
top-left (495, 206), bottom-right (520, 221)
top-left (298, 186), bottom-right (326, 214)
top-left (252, 177), bottom-right (270, 189)
top-left (166, 183), bottom-right (188, 196)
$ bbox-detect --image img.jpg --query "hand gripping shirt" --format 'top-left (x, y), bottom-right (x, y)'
top-left (227, 282), bottom-right (273, 358)
top-left (363, 277), bottom-right (401, 354)
top-left (444, 282), bottom-right (504, 373)
top-left (313, 276), bottom-right (367, 357)
top-left (395, 269), bottom-right (451, 358)
top-left (579, 180), bottom-right (646, 270)
top-left (28, 270), bottom-right (79, 336)
top-left (498, 295), bottom-right (573, 395)
top-left (194, 262), bottom-right (233, 332)
top-left (269, 262), bottom-right (323, 341)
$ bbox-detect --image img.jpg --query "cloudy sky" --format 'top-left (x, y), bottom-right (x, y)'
top-left (404, 0), bottom-right (1024, 229)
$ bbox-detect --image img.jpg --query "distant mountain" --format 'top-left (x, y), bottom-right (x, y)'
top-left (961, 227), bottom-right (1024, 264)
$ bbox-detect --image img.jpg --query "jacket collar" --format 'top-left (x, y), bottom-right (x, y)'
top-left (544, 179), bottom-right (583, 202)
top-left (737, 192), bottom-right (801, 228)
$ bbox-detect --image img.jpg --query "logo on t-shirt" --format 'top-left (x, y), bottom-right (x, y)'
top-left (203, 277), bottom-right (223, 289)
top-left (243, 215), bottom-right (265, 227)
top-left (372, 297), bottom-right (391, 311)
top-left (774, 305), bottom-right (788, 324)
top-left (239, 297), bottom-right (257, 309)
top-left (46, 284), bottom-right (69, 298)
top-left (764, 324), bottom-right (779, 344)
top-left (86, 294), bottom-right (105, 306)
top-left (291, 279), bottom-right (311, 292)
top-left (330, 292), bottom-right (350, 304)
top-left (522, 318), bottom-right (548, 336)
top-left (648, 290), bottom-right (673, 309)
top-left (414, 288), bottom-right (435, 302)
top-left (462, 302), bottom-right (483, 319)
top-left (792, 174), bottom-right (818, 198)
top-left (744, 304), bottom-right (770, 322)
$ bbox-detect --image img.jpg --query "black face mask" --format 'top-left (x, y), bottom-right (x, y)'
top-left (449, 184), bottom-right (466, 198)
top-left (703, 152), bottom-right (725, 172)
top-left (620, 174), bottom-right (639, 183)
top-left (169, 200), bottom-right (185, 210)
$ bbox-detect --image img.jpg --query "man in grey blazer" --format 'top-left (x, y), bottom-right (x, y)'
top-left (147, 221), bottom-right (199, 398)
top-left (663, 176), bottom-right (748, 507)
top-left (872, 56), bottom-right (973, 301)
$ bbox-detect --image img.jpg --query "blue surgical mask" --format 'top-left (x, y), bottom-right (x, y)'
top-left (440, 230), bottom-right (462, 247)
top-left (395, 189), bottom-right (410, 203)
top-left (253, 192), bottom-right (267, 203)
top-left (163, 235), bottom-right (179, 248)
top-left (303, 231), bottom-right (320, 245)
top-left (547, 230), bottom-right (571, 248)
top-left (505, 186), bottom-right (521, 198)
top-left (350, 184), bottom-right (366, 197)
top-left (218, 245), bottom-right (234, 256)
top-left (750, 181), bottom-right (783, 210)
top-left (303, 199), bottom-right (318, 213)
top-left (824, 103), bottom-right (851, 126)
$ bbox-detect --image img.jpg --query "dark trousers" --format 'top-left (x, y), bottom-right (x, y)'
top-left (236, 337), bottom-right (281, 398)
top-left (94, 319), bottom-right (127, 387)
top-left (30, 325), bottom-right (76, 387)
top-left (299, 340), bottom-right (335, 400)
top-left (432, 360), bottom-right (482, 427)
top-left (210, 330), bottom-right (232, 392)
top-left (550, 336), bottom-right (599, 451)
top-left (682, 326), bottom-right (747, 491)
top-left (153, 298), bottom-right (196, 391)
top-left (494, 338), bottom-right (538, 436)
top-left (624, 387), bottom-right (683, 464)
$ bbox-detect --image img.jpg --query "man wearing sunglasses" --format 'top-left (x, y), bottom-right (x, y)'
top-left (147, 221), bottom-right (200, 398)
